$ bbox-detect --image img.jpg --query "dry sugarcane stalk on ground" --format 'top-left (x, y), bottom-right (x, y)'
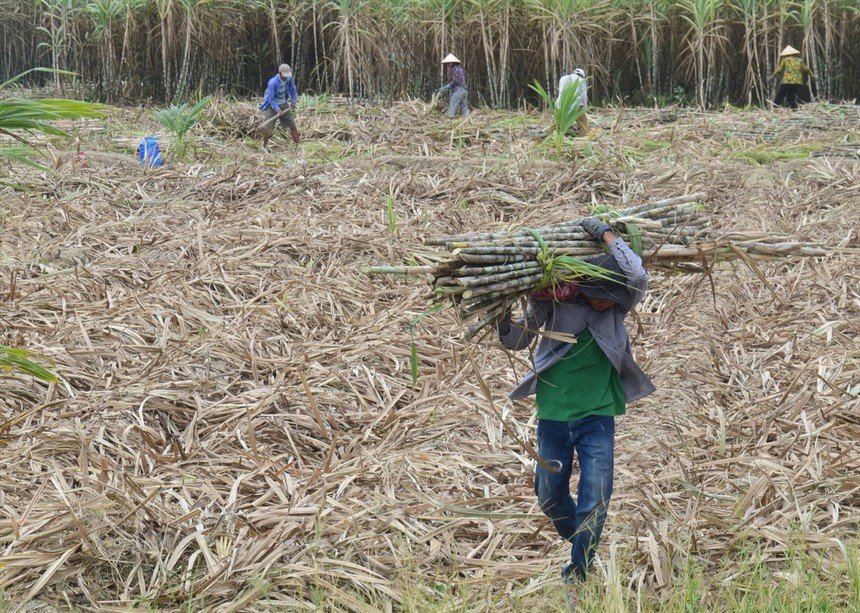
top-left (367, 193), bottom-right (831, 340)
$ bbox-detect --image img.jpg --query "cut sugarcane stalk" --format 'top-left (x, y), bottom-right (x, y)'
top-left (458, 253), bottom-right (529, 264)
top-left (451, 261), bottom-right (542, 277)
top-left (366, 192), bottom-right (832, 341)
top-left (461, 274), bottom-right (544, 301)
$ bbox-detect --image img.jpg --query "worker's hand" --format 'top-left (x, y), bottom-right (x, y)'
top-left (290, 103), bottom-right (297, 110)
top-left (277, 109), bottom-right (286, 117)
top-left (438, 83), bottom-right (451, 94)
top-left (580, 217), bottom-right (614, 241)
top-left (497, 308), bottom-right (512, 336)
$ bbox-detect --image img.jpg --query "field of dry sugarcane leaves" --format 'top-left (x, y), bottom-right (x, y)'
top-left (1, 97), bottom-right (858, 611)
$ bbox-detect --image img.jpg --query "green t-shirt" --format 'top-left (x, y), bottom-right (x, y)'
top-left (535, 327), bottom-right (626, 421)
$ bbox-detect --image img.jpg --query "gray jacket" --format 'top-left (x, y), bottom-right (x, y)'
top-left (499, 238), bottom-right (656, 403)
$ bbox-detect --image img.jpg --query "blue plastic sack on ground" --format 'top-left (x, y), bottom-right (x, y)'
top-left (139, 137), bottom-right (163, 168)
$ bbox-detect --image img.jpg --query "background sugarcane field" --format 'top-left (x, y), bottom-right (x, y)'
top-left (1, 0), bottom-right (859, 611)
top-left (2, 0), bottom-right (860, 106)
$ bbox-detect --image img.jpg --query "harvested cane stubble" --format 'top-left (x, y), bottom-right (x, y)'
top-left (0, 101), bottom-right (858, 610)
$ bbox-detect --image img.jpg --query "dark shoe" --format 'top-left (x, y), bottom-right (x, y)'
top-left (561, 562), bottom-right (585, 584)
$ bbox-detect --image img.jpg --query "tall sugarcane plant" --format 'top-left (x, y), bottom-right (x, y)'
top-left (680, 0), bottom-right (729, 108)
top-left (465, 0), bottom-right (514, 108)
top-left (36, 0), bottom-right (74, 91)
top-left (734, 0), bottom-right (767, 106)
top-left (1, 0), bottom-right (858, 105)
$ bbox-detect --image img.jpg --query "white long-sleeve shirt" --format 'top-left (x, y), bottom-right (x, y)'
top-left (556, 74), bottom-right (587, 109)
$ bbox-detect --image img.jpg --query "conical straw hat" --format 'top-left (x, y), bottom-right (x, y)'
top-left (441, 53), bottom-right (461, 64)
top-left (779, 45), bottom-right (800, 57)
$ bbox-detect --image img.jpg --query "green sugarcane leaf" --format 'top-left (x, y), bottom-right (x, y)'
top-left (0, 346), bottom-right (58, 382)
top-left (0, 81), bottom-right (106, 170)
top-left (153, 95), bottom-right (212, 159)
top-left (524, 228), bottom-right (547, 251)
top-left (527, 79), bottom-right (585, 157)
top-left (0, 147), bottom-right (49, 170)
top-left (552, 255), bottom-right (631, 288)
top-left (623, 222), bottom-right (644, 256)
top-left (590, 204), bottom-right (644, 256)
top-left (408, 303), bottom-right (444, 385)
top-left (410, 332), bottom-right (419, 386)
top-left (0, 68), bottom-right (79, 90)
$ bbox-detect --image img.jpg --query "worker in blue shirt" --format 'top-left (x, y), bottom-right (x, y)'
top-left (259, 64), bottom-right (300, 149)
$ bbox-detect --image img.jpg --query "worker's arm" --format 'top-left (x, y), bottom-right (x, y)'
top-left (772, 59), bottom-right (785, 78)
top-left (261, 78), bottom-right (281, 113)
top-left (287, 77), bottom-right (298, 106)
top-left (498, 300), bottom-right (552, 351)
top-left (581, 218), bottom-right (648, 312)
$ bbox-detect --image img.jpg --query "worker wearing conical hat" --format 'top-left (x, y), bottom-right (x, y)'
top-left (772, 45), bottom-right (814, 109)
top-left (438, 54), bottom-right (469, 117)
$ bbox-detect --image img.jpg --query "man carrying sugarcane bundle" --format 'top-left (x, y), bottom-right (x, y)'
top-left (497, 217), bottom-right (655, 586)
top-left (438, 54), bottom-right (469, 117)
top-left (259, 63), bottom-right (301, 149)
top-left (557, 68), bottom-right (589, 136)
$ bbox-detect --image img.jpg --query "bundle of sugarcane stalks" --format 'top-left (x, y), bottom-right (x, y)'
top-left (366, 192), bottom-right (829, 340)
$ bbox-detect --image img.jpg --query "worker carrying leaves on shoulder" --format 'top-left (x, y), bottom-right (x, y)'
top-left (497, 217), bottom-right (655, 586)
top-left (438, 53), bottom-right (469, 117)
top-left (557, 68), bottom-right (589, 136)
top-left (259, 63), bottom-right (301, 149)
top-left (772, 46), bottom-right (814, 110)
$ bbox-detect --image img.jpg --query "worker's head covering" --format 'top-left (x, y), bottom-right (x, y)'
top-left (573, 68), bottom-right (586, 77)
top-left (779, 45), bottom-right (800, 57)
top-left (441, 53), bottom-right (461, 65)
top-left (279, 64), bottom-right (292, 77)
top-left (578, 254), bottom-right (633, 304)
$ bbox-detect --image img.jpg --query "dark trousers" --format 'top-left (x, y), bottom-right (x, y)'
top-left (774, 84), bottom-right (803, 109)
top-left (534, 415), bottom-right (615, 581)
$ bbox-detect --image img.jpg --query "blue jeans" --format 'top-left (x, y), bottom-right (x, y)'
top-left (534, 415), bottom-right (615, 580)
